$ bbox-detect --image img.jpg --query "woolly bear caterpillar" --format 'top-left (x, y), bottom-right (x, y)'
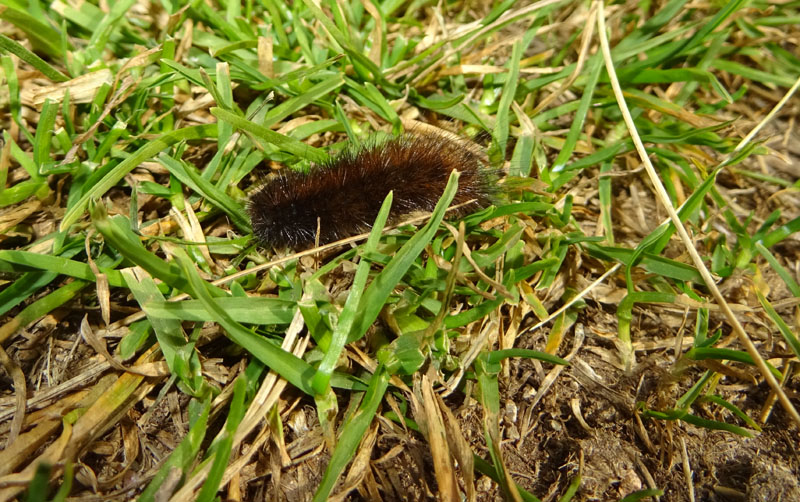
top-left (248, 133), bottom-right (496, 249)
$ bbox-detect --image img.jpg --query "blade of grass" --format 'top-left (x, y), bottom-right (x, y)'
top-left (123, 267), bottom-right (204, 394)
top-left (0, 4), bottom-right (63, 58)
top-left (0, 250), bottom-right (125, 287)
top-left (0, 271), bottom-right (58, 317)
top-left (211, 107), bottom-right (328, 163)
top-left (350, 170), bottom-right (460, 340)
top-left (312, 192), bottom-right (393, 394)
top-left (0, 33), bottom-right (68, 81)
top-left (756, 291), bottom-right (800, 361)
top-left (137, 397), bottom-right (212, 502)
top-left (196, 376), bottom-right (247, 502)
top-left (548, 55), bottom-right (603, 184)
top-left (156, 153), bottom-right (251, 232)
top-left (492, 39), bottom-right (523, 157)
top-left (170, 247), bottom-right (317, 395)
top-left (91, 204), bottom-right (193, 293)
top-left (475, 353), bottom-right (522, 502)
top-left (0, 280), bottom-right (88, 345)
top-left (754, 243), bottom-right (800, 298)
top-left (143, 297), bottom-right (296, 325)
top-left (61, 123), bottom-right (218, 230)
top-left (312, 365), bottom-right (390, 502)
top-left (596, 0), bottom-right (800, 426)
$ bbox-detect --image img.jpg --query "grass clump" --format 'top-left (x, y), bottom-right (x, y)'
top-left (1, 0), bottom-right (800, 501)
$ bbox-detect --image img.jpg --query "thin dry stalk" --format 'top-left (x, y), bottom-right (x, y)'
top-left (595, 0), bottom-right (800, 428)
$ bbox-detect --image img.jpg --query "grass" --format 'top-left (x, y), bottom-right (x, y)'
top-left (1, 0), bottom-right (800, 500)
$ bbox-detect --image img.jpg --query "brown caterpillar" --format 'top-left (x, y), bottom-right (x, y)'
top-left (248, 133), bottom-right (496, 249)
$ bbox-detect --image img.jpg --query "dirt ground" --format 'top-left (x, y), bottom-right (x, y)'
top-left (59, 125), bottom-right (800, 502)
top-left (75, 304), bottom-right (798, 501)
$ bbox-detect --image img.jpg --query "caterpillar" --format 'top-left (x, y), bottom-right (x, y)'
top-left (248, 133), bottom-right (496, 249)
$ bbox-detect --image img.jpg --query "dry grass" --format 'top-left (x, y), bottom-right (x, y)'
top-left (1, 0), bottom-right (799, 501)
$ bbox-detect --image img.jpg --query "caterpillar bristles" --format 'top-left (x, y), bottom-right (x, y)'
top-left (248, 133), bottom-right (497, 249)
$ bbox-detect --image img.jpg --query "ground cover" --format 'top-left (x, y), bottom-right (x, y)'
top-left (1, 0), bottom-right (799, 500)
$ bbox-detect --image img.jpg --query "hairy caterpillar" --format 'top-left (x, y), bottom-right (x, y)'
top-left (248, 133), bottom-right (496, 249)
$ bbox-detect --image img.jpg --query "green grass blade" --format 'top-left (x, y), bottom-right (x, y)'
top-left (142, 297), bottom-right (296, 325)
top-left (170, 247), bottom-right (317, 395)
top-left (549, 55), bottom-right (603, 184)
top-left (759, 215), bottom-right (800, 249)
top-left (156, 153), bottom-right (251, 232)
top-left (313, 192), bottom-right (393, 394)
top-left (493, 39), bottom-right (522, 157)
top-left (475, 353), bottom-right (521, 501)
top-left (756, 291), bottom-right (800, 360)
top-left (211, 107), bottom-right (329, 163)
top-left (261, 75), bottom-right (344, 128)
top-left (137, 397), bottom-right (212, 502)
top-left (61, 124), bottom-right (219, 230)
top-left (350, 170), bottom-right (460, 340)
top-left (755, 243), bottom-right (800, 297)
top-left (122, 268), bottom-right (199, 389)
top-left (686, 347), bottom-right (783, 380)
top-left (0, 271), bottom-right (58, 317)
top-left (0, 4), bottom-right (63, 58)
top-left (486, 349), bottom-right (568, 366)
top-left (0, 33), bottom-right (68, 81)
top-left (0, 250), bottom-right (125, 287)
top-left (617, 292), bottom-right (676, 369)
top-left (701, 394), bottom-right (761, 431)
top-left (312, 365), bottom-right (390, 502)
top-left (0, 280), bottom-right (88, 345)
top-left (196, 376), bottom-right (247, 502)
top-left (473, 454), bottom-right (541, 502)
top-left (91, 204), bottom-right (193, 292)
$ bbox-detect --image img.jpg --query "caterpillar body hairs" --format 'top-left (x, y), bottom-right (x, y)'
top-left (248, 133), bottom-right (496, 249)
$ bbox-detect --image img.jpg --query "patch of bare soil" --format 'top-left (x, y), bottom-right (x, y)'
top-left (3, 87), bottom-right (800, 502)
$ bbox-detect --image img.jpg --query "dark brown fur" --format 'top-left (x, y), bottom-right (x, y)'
top-left (248, 133), bottom-right (495, 249)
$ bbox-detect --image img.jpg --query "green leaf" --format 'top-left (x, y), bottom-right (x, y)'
top-left (261, 75), bottom-right (344, 127)
top-left (686, 347), bottom-right (783, 380)
top-left (0, 280), bottom-right (88, 345)
top-left (759, 215), bottom-right (800, 249)
top-left (0, 5), bottom-right (63, 58)
top-left (475, 353), bottom-right (521, 501)
top-left (548, 55), bottom-right (603, 182)
top-left (313, 191), bottom-right (394, 394)
top-left (486, 349), bottom-right (568, 366)
top-left (157, 153), bottom-right (251, 232)
top-left (473, 454), bottom-right (541, 502)
top-left (211, 107), bottom-right (329, 163)
top-left (0, 271), bottom-right (57, 317)
top-left (143, 297), bottom-right (296, 325)
top-left (62, 124), bottom-right (219, 230)
top-left (642, 406), bottom-right (754, 437)
top-left (617, 292), bottom-right (676, 369)
top-left (493, 39), bottom-right (522, 156)
top-left (755, 243), bottom-right (800, 297)
top-left (197, 376), bottom-right (247, 502)
top-left (312, 366), bottom-right (390, 502)
top-left (170, 247), bottom-right (318, 395)
top-left (0, 250), bottom-right (125, 287)
top-left (350, 170), bottom-right (461, 340)
top-left (701, 394), bottom-right (761, 432)
top-left (123, 268), bottom-right (201, 391)
top-left (756, 291), bottom-right (800, 360)
top-left (0, 33), bottom-right (68, 81)
top-left (91, 205), bottom-right (193, 292)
